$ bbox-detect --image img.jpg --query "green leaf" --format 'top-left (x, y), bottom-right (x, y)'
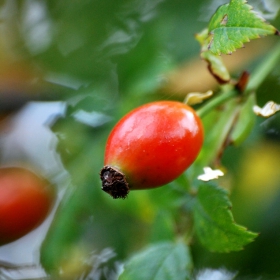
top-left (207, 0), bottom-right (278, 55)
top-left (119, 241), bottom-right (193, 280)
top-left (193, 98), bottom-right (239, 176)
top-left (149, 210), bottom-right (175, 243)
top-left (193, 183), bottom-right (258, 252)
top-left (230, 93), bottom-right (256, 146)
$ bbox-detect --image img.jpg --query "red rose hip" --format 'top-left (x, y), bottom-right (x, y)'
top-left (0, 167), bottom-right (55, 245)
top-left (100, 101), bottom-right (204, 199)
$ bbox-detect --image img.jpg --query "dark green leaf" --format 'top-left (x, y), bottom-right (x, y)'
top-left (193, 183), bottom-right (258, 252)
top-left (119, 241), bottom-right (193, 280)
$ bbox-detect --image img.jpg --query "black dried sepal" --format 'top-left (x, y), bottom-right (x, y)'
top-left (100, 166), bottom-right (129, 199)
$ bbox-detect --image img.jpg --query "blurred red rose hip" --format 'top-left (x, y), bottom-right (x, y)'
top-left (0, 167), bottom-right (55, 245)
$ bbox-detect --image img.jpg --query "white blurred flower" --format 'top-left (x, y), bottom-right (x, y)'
top-left (198, 167), bottom-right (224, 182)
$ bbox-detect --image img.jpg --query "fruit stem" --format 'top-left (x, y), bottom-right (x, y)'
top-left (196, 89), bottom-right (236, 118)
top-left (197, 40), bottom-right (280, 118)
top-left (246, 40), bottom-right (280, 94)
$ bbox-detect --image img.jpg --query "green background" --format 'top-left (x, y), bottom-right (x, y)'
top-left (0, 0), bottom-right (279, 279)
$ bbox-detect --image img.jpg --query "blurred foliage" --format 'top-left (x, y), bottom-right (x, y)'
top-left (0, 0), bottom-right (279, 279)
top-left (119, 241), bottom-right (193, 280)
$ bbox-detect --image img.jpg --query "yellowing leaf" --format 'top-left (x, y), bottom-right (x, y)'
top-left (201, 51), bottom-right (231, 83)
top-left (184, 90), bottom-right (213, 105)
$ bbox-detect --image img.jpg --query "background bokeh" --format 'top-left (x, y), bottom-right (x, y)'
top-left (0, 0), bottom-right (279, 279)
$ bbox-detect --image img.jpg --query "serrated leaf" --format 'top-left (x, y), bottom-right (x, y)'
top-left (119, 242), bottom-right (193, 280)
top-left (207, 0), bottom-right (278, 55)
top-left (193, 183), bottom-right (258, 252)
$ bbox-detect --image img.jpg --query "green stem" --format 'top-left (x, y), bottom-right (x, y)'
top-left (196, 89), bottom-right (236, 118)
top-left (246, 40), bottom-right (280, 93)
top-left (196, 40), bottom-right (280, 118)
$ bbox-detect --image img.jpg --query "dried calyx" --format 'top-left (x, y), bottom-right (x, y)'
top-left (100, 166), bottom-right (129, 199)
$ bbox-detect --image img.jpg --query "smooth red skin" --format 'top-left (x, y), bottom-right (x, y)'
top-left (104, 101), bottom-right (204, 190)
top-left (0, 167), bottom-right (54, 245)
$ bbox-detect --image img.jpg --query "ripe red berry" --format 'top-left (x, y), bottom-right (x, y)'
top-left (0, 167), bottom-right (55, 245)
top-left (100, 101), bottom-right (204, 199)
